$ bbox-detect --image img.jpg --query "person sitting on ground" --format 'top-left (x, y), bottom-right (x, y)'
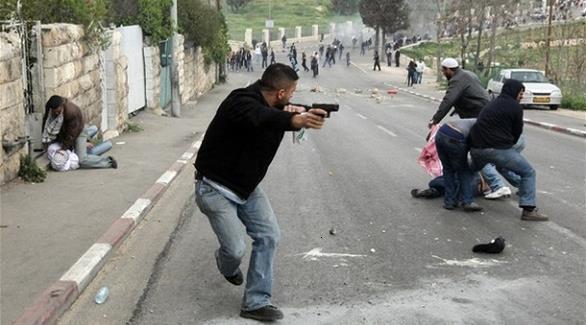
top-left (468, 79), bottom-right (548, 221)
top-left (42, 95), bottom-right (117, 169)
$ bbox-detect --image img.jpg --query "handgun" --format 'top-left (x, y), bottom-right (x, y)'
top-left (289, 103), bottom-right (339, 118)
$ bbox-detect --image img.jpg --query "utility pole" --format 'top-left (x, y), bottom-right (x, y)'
top-left (170, 0), bottom-right (181, 117)
top-left (544, 0), bottom-right (554, 77)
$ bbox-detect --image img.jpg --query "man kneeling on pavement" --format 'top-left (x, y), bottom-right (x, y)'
top-left (468, 79), bottom-right (547, 221)
top-left (42, 95), bottom-right (117, 171)
top-left (415, 79), bottom-right (547, 221)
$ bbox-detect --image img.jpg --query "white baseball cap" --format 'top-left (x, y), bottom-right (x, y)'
top-left (441, 58), bottom-right (459, 69)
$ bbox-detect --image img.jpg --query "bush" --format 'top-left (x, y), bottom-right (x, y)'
top-left (109, 0), bottom-right (173, 45)
top-left (562, 95), bottom-right (586, 111)
top-left (1, 0), bottom-right (109, 50)
top-left (178, 0), bottom-right (229, 66)
top-left (18, 154), bottom-right (47, 183)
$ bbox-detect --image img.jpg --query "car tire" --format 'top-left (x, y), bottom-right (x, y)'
top-left (549, 105), bottom-right (559, 110)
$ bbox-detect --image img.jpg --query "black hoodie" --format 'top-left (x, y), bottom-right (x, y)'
top-left (469, 79), bottom-right (525, 149)
top-left (194, 81), bottom-right (297, 200)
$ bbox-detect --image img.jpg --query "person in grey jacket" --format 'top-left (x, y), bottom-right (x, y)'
top-left (428, 58), bottom-right (489, 128)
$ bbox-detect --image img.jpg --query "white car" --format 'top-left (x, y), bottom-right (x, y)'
top-left (487, 69), bottom-right (563, 110)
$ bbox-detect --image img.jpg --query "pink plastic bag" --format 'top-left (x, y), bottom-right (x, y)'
top-left (418, 125), bottom-right (443, 177)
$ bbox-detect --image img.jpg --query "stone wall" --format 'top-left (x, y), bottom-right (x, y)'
top-left (178, 38), bottom-right (216, 103)
top-left (103, 30), bottom-right (129, 133)
top-left (0, 31), bottom-right (27, 184)
top-left (144, 45), bottom-right (161, 112)
top-left (41, 24), bottom-right (102, 127)
top-left (192, 47), bottom-right (216, 98)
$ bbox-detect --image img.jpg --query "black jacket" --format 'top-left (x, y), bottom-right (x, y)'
top-left (194, 81), bottom-right (297, 199)
top-left (469, 79), bottom-right (525, 149)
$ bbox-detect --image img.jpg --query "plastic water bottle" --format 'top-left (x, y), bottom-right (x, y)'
top-left (94, 286), bottom-right (110, 304)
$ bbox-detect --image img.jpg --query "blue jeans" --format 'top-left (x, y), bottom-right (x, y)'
top-left (85, 125), bottom-right (113, 156)
top-left (75, 126), bottom-right (113, 169)
top-left (435, 131), bottom-right (476, 206)
top-left (480, 135), bottom-right (526, 190)
top-left (195, 180), bottom-right (280, 311)
top-left (470, 147), bottom-right (536, 207)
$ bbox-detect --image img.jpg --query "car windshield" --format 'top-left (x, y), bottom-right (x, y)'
top-left (510, 71), bottom-right (547, 83)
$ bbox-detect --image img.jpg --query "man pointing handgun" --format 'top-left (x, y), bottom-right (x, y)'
top-left (193, 63), bottom-right (326, 322)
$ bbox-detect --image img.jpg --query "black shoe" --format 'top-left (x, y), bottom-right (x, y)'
top-left (224, 268), bottom-right (243, 286)
top-left (411, 188), bottom-right (439, 199)
top-left (473, 236), bottom-right (506, 254)
top-left (109, 156), bottom-right (118, 169)
top-left (240, 305), bottom-right (284, 322)
top-left (443, 203), bottom-right (457, 210)
top-left (462, 202), bottom-right (483, 212)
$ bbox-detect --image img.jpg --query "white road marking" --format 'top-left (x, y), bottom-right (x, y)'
top-left (376, 125), bottom-right (397, 137)
top-left (431, 255), bottom-right (507, 268)
top-left (356, 113), bottom-right (368, 120)
top-left (295, 248), bottom-right (367, 260)
top-left (351, 62), bottom-right (368, 74)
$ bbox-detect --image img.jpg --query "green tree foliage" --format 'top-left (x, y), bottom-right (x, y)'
top-left (331, 0), bottom-right (360, 15)
top-left (0, 0), bottom-right (108, 49)
top-left (178, 0), bottom-right (229, 66)
top-left (359, 0), bottom-right (410, 34)
top-left (226, 0), bottom-right (252, 12)
top-left (108, 0), bottom-right (173, 45)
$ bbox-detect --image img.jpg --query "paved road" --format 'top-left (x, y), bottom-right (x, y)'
top-left (59, 47), bottom-right (586, 324)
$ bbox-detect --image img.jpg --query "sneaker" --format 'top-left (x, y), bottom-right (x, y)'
top-left (109, 156), bottom-right (118, 169)
top-left (462, 202), bottom-right (483, 212)
top-left (484, 187), bottom-right (511, 200)
top-left (224, 268), bottom-right (244, 286)
top-left (240, 305), bottom-right (284, 321)
top-left (521, 208), bottom-right (549, 221)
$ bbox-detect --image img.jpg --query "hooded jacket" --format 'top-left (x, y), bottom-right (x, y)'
top-left (194, 81), bottom-right (297, 200)
top-left (469, 79), bottom-right (525, 149)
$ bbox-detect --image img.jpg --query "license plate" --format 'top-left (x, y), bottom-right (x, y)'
top-left (533, 96), bottom-right (550, 104)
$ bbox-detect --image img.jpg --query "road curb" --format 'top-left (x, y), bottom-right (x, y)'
top-left (13, 134), bottom-right (205, 325)
top-left (388, 84), bottom-right (586, 139)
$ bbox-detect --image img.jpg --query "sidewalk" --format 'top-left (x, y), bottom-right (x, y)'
top-left (351, 52), bottom-right (586, 138)
top-left (0, 77), bottom-right (237, 324)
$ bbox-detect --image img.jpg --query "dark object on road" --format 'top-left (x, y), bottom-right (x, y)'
top-left (240, 305), bottom-right (284, 321)
top-left (473, 237), bottom-right (505, 254)
top-left (290, 103), bottom-right (339, 118)
top-left (411, 188), bottom-right (441, 199)
top-left (329, 227), bottom-right (337, 235)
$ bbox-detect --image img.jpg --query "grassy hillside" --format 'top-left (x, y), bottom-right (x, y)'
top-left (402, 20), bottom-right (586, 110)
top-left (222, 0), bottom-right (359, 41)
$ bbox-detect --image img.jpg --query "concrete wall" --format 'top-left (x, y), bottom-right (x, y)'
top-left (41, 24), bottom-right (103, 127)
top-left (0, 31), bottom-right (27, 184)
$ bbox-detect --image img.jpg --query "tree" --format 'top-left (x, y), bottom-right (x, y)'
top-left (359, 0), bottom-right (410, 51)
top-left (178, 0), bottom-right (229, 66)
top-left (331, 0), bottom-right (360, 15)
top-left (226, 0), bottom-right (251, 12)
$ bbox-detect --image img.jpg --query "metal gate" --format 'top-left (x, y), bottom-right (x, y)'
top-left (118, 25), bottom-right (146, 114)
top-left (159, 39), bottom-right (172, 110)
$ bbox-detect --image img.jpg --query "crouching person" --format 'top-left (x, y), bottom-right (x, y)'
top-left (435, 118), bottom-right (482, 212)
top-left (468, 80), bottom-right (547, 221)
top-left (42, 95), bottom-right (117, 169)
